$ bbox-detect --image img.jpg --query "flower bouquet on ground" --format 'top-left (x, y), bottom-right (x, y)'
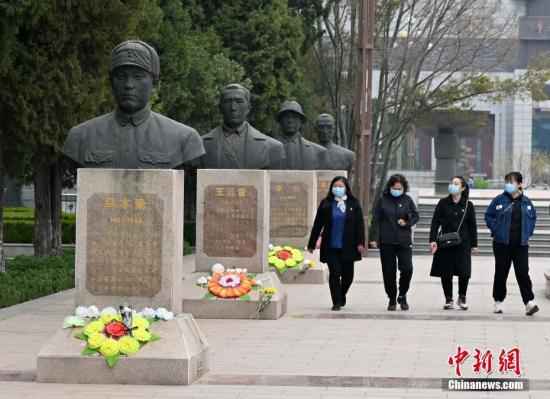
top-left (268, 244), bottom-right (314, 274)
top-left (196, 263), bottom-right (264, 301)
top-left (63, 305), bottom-right (172, 368)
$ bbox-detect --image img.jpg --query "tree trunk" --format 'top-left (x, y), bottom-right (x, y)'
top-left (0, 168), bottom-right (5, 272)
top-left (33, 161), bottom-right (63, 257)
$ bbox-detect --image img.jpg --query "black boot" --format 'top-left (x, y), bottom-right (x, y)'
top-left (387, 298), bottom-right (397, 311)
top-left (397, 295), bottom-right (409, 311)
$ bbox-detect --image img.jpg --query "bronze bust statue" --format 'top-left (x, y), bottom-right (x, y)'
top-left (200, 84), bottom-right (285, 169)
top-left (316, 113), bottom-right (355, 171)
top-left (63, 40), bottom-right (205, 169)
top-left (276, 101), bottom-right (326, 170)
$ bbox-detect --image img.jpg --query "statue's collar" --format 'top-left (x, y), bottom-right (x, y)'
top-left (222, 121), bottom-right (248, 136)
top-left (281, 132), bottom-right (301, 143)
top-left (115, 106), bottom-right (151, 127)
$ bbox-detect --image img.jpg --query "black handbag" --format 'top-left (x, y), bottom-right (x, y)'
top-left (437, 204), bottom-right (467, 249)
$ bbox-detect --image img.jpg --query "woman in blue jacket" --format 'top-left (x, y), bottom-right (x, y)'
top-left (485, 172), bottom-right (539, 316)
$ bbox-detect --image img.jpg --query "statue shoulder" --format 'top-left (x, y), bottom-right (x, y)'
top-left (248, 125), bottom-right (284, 148)
top-left (303, 138), bottom-right (327, 153)
top-left (69, 112), bottom-right (114, 136)
top-left (151, 112), bottom-right (201, 140)
top-left (333, 143), bottom-right (355, 158)
top-left (202, 126), bottom-right (222, 140)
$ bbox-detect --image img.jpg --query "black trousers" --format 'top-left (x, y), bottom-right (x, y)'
top-left (379, 244), bottom-right (413, 300)
top-left (492, 242), bottom-right (535, 305)
top-left (326, 249), bottom-right (355, 306)
top-left (441, 275), bottom-right (469, 300)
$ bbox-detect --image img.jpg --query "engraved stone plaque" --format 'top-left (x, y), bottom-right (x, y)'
top-left (270, 182), bottom-right (308, 238)
top-left (203, 185), bottom-right (257, 258)
top-left (86, 193), bottom-right (163, 297)
top-left (196, 170), bottom-right (269, 273)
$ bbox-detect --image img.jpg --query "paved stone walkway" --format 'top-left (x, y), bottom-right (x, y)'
top-left (0, 255), bottom-right (549, 398)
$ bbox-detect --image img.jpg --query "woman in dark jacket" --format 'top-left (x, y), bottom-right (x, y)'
top-left (429, 176), bottom-right (478, 310)
top-left (370, 174), bottom-right (419, 311)
top-left (307, 176), bottom-right (365, 311)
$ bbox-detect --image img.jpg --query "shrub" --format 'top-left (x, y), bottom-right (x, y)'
top-left (0, 252), bottom-right (75, 308)
top-left (473, 178), bottom-right (489, 189)
top-left (2, 208), bottom-right (76, 244)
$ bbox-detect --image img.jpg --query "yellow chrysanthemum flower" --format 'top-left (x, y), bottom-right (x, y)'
top-left (268, 256), bottom-right (278, 264)
top-left (87, 332), bottom-right (107, 349)
top-left (119, 336), bottom-right (140, 355)
top-left (132, 316), bottom-right (150, 330)
top-left (84, 320), bottom-right (105, 336)
top-left (273, 246), bottom-right (283, 252)
top-left (285, 259), bottom-right (297, 267)
top-left (274, 259), bottom-right (286, 270)
top-left (99, 338), bottom-right (120, 357)
top-left (100, 313), bottom-right (121, 325)
top-left (133, 328), bottom-right (152, 342)
top-left (263, 287), bottom-right (277, 296)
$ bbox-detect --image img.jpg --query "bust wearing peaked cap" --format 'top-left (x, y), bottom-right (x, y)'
top-left (276, 100), bottom-right (327, 170)
top-left (63, 40), bottom-right (205, 169)
top-left (316, 113), bottom-right (355, 172)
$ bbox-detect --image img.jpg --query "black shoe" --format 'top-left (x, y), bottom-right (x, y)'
top-left (331, 305), bottom-right (341, 311)
top-left (341, 296), bottom-right (346, 307)
top-left (397, 296), bottom-right (409, 311)
top-left (387, 299), bottom-right (397, 311)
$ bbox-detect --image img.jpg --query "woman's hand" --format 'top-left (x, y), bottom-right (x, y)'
top-left (369, 241), bottom-right (377, 249)
top-left (471, 247), bottom-right (479, 254)
top-left (357, 244), bottom-right (366, 255)
top-left (315, 237), bottom-right (322, 249)
top-left (397, 218), bottom-right (407, 227)
top-left (430, 242), bottom-right (438, 254)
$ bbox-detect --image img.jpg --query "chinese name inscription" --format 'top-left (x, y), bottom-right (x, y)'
top-left (203, 185), bottom-right (258, 257)
top-left (86, 193), bottom-right (163, 297)
top-left (270, 182), bottom-right (308, 238)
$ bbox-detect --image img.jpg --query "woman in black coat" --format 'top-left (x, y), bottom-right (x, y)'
top-left (370, 174), bottom-right (419, 311)
top-left (429, 176), bottom-right (478, 310)
top-left (307, 176), bottom-right (365, 311)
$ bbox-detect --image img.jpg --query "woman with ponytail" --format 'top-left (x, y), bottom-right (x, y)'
top-left (429, 176), bottom-right (478, 310)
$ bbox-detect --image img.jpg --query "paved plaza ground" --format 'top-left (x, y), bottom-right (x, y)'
top-left (1, 255), bottom-right (549, 398)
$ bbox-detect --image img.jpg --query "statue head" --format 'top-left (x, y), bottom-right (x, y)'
top-left (316, 113), bottom-right (335, 144)
top-left (220, 83), bottom-right (250, 128)
top-left (277, 100), bottom-right (306, 136)
top-left (110, 40), bottom-right (160, 114)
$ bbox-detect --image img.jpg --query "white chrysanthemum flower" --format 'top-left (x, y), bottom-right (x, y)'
top-left (87, 305), bottom-right (100, 318)
top-left (197, 276), bottom-right (208, 285)
top-left (101, 307), bottom-right (118, 316)
top-left (140, 307), bottom-right (156, 319)
top-left (211, 263), bottom-right (225, 274)
top-left (75, 306), bottom-right (89, 318)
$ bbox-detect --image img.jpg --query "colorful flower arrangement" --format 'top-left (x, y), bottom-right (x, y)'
top-left (197, 264), bottom-right (263, 301)
top-left (63, 305), bottom-right (170, 368)
top-left (268, 244), bottom-right (315, 274)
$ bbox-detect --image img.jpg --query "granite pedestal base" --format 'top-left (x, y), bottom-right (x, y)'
top-left (36, 314), bottom-right (209, 385)
top-left (182, 272), bottom-right (287, 319)
top-left (272, 264), bottom-right (328, 284)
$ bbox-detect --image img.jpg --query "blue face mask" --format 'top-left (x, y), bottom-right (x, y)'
top-left (448, 184), bottom-right (461, 195)
top-left (390, 189), bottom-right (403, 198)
top-left (332, 186), bottom-right (346, 198)
top-left (504, 183), bottom-right (518, 194)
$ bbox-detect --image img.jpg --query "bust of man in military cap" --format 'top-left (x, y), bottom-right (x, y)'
top-left (316, 113), bottom-right (355, 172)
top-left (63, 40), bottom-right (205, 169)
top-left (276, 100), bottom-right (326, 170)
top-left (200, 83), bottom-right (285, 169)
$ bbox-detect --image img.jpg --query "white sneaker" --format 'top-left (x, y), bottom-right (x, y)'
top-left (493, 301), bottom-right (503, 314)
top-left (443, 300), bottom-right (455, 310)
top-left (457, 296), bottom-right (469, 310)
top-left (525, 300), bottom-right (539, 316)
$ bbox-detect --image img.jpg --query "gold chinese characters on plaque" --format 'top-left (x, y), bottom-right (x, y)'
top-left (203, 185), bottom-right (258, 258)
top-left (317, 179), bottom-right (330, 205)
top-left (270, 182), bottom-right (308, 238)
top-left (86, 193), bottom-right (163, 297)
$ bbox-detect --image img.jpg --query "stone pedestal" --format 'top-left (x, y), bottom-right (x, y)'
top-left (74, 169), bottom-right (184, 313)
top-left (269, 170), bottom-right (316, 248)
top-left (37, 314), bottom-right (209, 385)
top-left (316, 170), bottom-right (347, 206)
top-left (184, 170), bottom-right (286, 319)
top-left (182, 270), bottom-right (286, 319)
top-left (195, 169), bottom-right (269, 273)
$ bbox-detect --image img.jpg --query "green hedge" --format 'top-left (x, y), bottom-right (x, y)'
top-left (3, 207), bottom-right (76, 244)
top-left (0, 252), bottom-right (75, 308)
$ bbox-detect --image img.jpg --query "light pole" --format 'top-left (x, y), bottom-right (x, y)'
top-left (355, 0), bottom-right (375, 248)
